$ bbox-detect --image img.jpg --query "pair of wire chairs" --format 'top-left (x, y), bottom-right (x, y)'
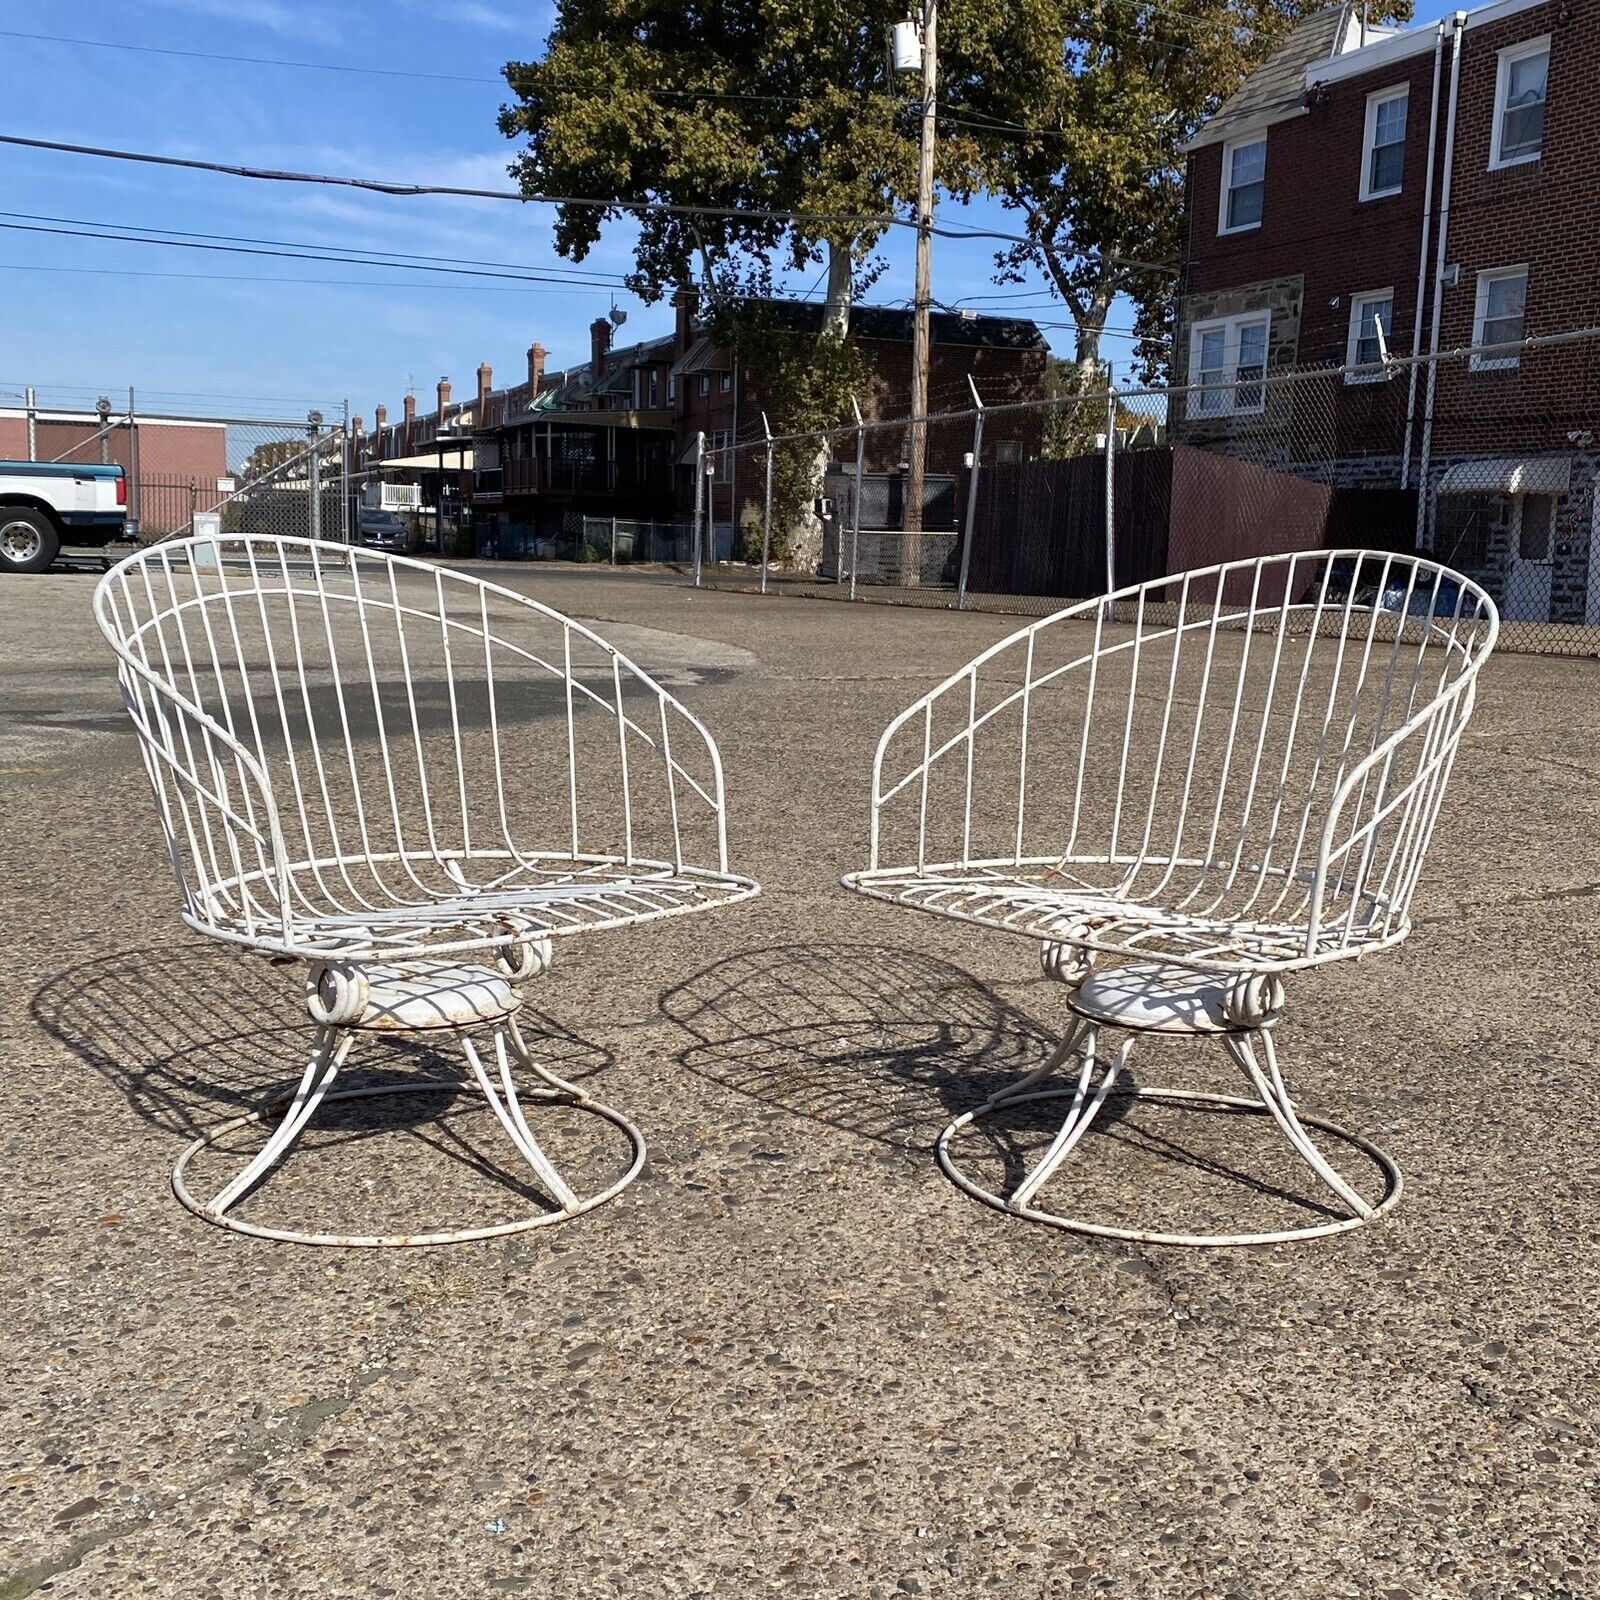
top-left (96, 535), bottom-right (1495, 1247)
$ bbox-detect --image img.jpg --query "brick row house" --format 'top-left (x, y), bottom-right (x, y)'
top-left (669, 296), bottom-right (1052, 554)
top-left (1174, 0), bottom-right (1600, 624)
top-left (354, 295), bottom-right (1049, 565)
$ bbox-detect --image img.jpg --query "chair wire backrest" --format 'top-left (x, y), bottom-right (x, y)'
top-left (95, 534), bottom-right (731, 955)
top-left (868, 550), bottom-right (1497, 970)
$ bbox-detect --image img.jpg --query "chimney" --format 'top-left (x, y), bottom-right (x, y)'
top-left (477, 361), bottom-right (492, 414)
top-left (528, 342), bottom-right (546, 390)
top-left (374, 404), bottom-right (387, 455)
top-left (590, 318), bottom-right (611, 383)
top-left (436, 377), bottom-right (451, 426)
top-left (352, 415), bottom-right (364, 465)
top-left (402, 392), bottom-right (416, 451)
top-left (674, 287), bottom-right (699, 356)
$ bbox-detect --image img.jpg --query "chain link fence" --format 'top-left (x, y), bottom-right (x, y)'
top-left (689, 326), bottom-right (1600, 656)
top-left (0, 383), bottom-right (350, 552)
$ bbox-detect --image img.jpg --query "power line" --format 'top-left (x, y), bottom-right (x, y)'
top-left (0, 131), bottom-right (1178, 267)
top-left (0, 28), bottom-right (506, 84)
top-left (0, 29), bottom-right (850, 99)
top-left (0, 261), bottom-right (613, 293)
top-left (0, 218), bottom-right (636, 287)
top-left (0, 209), bottom-right (631, 284)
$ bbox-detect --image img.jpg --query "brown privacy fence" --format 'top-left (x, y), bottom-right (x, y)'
top-left (959, 448), bottom-right (1415, 604)
top-left (694, 327), bottom-right (1600, 657)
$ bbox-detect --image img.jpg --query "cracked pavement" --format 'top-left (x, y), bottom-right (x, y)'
top-left (2, 565), bottom-right (1597, 1598)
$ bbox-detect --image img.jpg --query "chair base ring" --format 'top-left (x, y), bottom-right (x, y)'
top-left (936, 1085), bottom-right (1403, 1248)
top-left (172, 1079), bottom-right (645, 1247)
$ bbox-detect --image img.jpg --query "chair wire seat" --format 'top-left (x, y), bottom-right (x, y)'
top-left (845, 858), bottom-right (1400, 972)
top-left (847, 549), bottom-right (1497, 1245)
top-left (200, 853), bottom-right (758, 961)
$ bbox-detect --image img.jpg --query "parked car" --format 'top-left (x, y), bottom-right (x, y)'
top-left (1358, 573), bottom-right (1467, 619)
top-left (1316, 557), bottom-right (1467, 618)
top-left (356, 508), bottom-right (412, 553)
top-left (0, 461), bottom-right (127, 572)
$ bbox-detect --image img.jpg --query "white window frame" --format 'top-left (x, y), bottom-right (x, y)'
top-left (1489, 35), bottom-right (1549, 171)
top-left (1345, 288), bottom-right (1395, 382)
top-left (1471, 266), bottom-right (1528, 371)
top-left (1187, 310), bottom-right (1271, 418)
top-left (1217, 135), bottom-right (1267, 236)
top-left (1359, 86), bottom-right (1409, 201)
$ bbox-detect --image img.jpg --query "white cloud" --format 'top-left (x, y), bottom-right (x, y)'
top-left (432, 1), bottom-right (531, 33)
top-left (145, 0), bottom-right (344, 45)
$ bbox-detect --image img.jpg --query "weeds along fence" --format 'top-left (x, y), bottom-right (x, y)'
top-left (692, 326), bottom-right (1600, 657)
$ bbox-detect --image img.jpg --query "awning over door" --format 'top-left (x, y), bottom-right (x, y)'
top-left (368, 446), bottom-right (475, 470)
top-left (1438, 456), bottom-right (1571, 496)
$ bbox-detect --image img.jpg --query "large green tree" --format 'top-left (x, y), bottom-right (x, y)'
top-left (499, 3), bottom-right (1018, 360)
top-left (501, 1), bottom-right (1415, 400)
top-left (958, 1), bottom-right (1412, 384)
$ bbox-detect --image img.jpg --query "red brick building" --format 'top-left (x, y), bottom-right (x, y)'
top-left (669, 294), bottom-right (1051, 544)
top-left (1174, 0), bottom-right (1600, 624)
top-left (0, 404), bottom-right (229, 536)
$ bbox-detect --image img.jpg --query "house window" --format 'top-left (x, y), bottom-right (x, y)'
top-left (667, 372), bottom-right (676, 403)
top-left (1519, 494), bottom-right (1553, 562)
top-left (698, 374), bottom-right (711, 397)
top-left (1189, 311), bottom-right (1270, 418)
top-left (1345, 289), bottom-right (1394, 381)
top-left (720, 371), bottom-right (732, 393)
top-left (1472, 267), bottom-right (1528, 369)
top-left (1218, 136), bottom-right (1266, 234)
top-left (1491, 37), bottom-right (1549, 169)
top-left (1433, 495), bottom-right (1492, 572)
top-left (995, 439), bottom-right (1023, 465)
top-left (1361, 87), bottom-right (1408, 200)
top-left (649, 369), bottom-right (659, 408)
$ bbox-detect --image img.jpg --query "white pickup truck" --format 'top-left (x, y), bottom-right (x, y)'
top-left (0, 461), bottom-right (128, 573)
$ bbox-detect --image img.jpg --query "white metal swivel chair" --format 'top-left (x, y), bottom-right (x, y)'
top-left (846, 550), bottom-right (1496, 1245)
top-left (96, 533), bottom-right (758, 1245)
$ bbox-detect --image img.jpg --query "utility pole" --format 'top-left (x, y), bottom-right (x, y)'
top-left (903, 0), bottom-right (937, 547)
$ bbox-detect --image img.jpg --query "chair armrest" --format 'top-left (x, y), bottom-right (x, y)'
top-left (115, 655), bottom-right (292, 938)
top-left (1310, 676), bottom-right (1479, 953)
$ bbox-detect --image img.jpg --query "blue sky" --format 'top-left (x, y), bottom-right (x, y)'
top-left (1, 0), bottom-right (1458, 420)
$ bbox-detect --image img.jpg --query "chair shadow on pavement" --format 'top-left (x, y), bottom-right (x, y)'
top-left (659, 942), bottom-right (1122, 1175)
top-left (30, 940), bottom-right (616, 1198)
top-left (660, 942), bottom-right (1346, 1222)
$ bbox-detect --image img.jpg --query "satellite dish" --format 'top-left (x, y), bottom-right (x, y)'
top-left (608, 304), bottom-right (628, 327)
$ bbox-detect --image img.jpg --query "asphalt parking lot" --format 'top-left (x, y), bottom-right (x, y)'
top-left (2, 562), bottom-right (1598, 1599)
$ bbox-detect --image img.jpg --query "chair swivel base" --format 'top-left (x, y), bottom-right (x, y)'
top-left (937, 961), bottom-right (1404, 1248)
top-left (938, 1085), bottom-right (1403, 1247)
top-left (172, 958), bottom-right (646, 1247)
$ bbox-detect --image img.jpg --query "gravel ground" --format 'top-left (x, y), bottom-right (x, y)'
top-left (2, 564), bottom-right (1597, 1599)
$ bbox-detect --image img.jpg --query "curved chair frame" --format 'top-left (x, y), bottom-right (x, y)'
top-left (846, 549), bottom-right (1496, 1244)
top-left (96, 533), bottom-right (758, 1243)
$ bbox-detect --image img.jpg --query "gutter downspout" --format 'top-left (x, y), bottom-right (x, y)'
top-left (1414, 10), bottom-right (1467, 549)
top-left (1400, 21), bottom-right (1447, 490)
